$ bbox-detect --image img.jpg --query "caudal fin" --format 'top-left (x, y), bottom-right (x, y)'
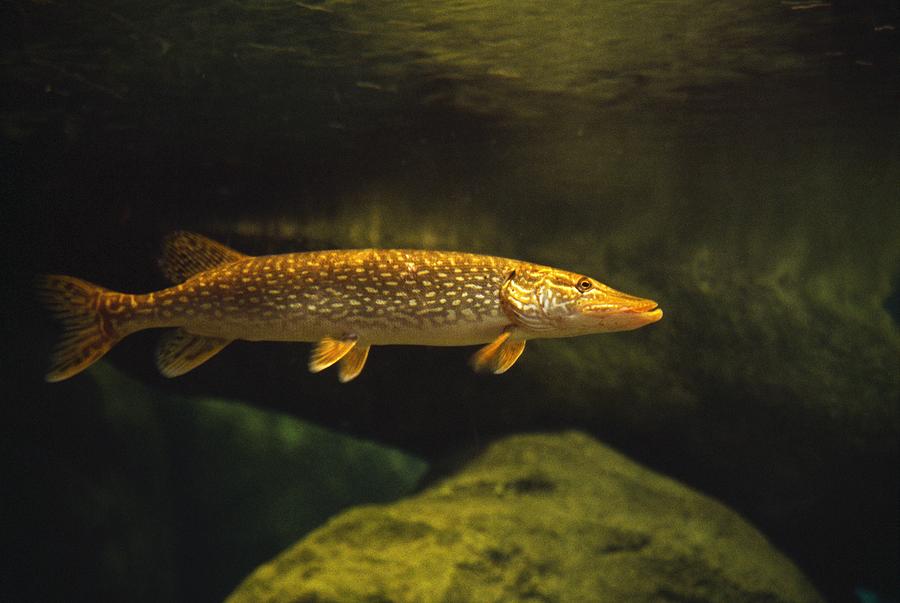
top-left (37, 275), bottom-right (122, 382)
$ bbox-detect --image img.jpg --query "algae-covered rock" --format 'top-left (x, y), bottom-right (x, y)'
top-left (227, 432), bottom-right (822, 603)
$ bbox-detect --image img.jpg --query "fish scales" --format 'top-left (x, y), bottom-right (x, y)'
top-left (38, 231), bottom-right (662, 382)
top-left (146, 249), bottom-right (516, 346)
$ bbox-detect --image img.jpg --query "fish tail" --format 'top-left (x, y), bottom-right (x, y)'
top-left (37, 274), bottom-right (123, 382)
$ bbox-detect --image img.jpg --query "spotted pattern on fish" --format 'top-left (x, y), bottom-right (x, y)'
top-left (38, 232), bottom-right (663, 382)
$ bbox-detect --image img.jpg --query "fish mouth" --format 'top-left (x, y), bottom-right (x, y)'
top-left (628, 300), bottom-right (663, 322)
top-left (582, 299), bottom-right (663, 330)
top-left (585, 299), bottom-right (661, 316)
top-left (637, 306), bottom-right (664, 323)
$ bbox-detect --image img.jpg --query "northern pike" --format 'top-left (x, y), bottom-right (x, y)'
top-left (39, 231), bottom-right (663, 383)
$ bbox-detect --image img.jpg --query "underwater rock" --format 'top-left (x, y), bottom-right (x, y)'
top-left (227, 432), bottom-right (822, 603)
top-left (9, 362), bottom-right (427, 603)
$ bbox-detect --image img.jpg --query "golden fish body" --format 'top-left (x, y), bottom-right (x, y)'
top-left (152, 249), bottom-right (517, 347)
top-left (39, 232), bottom-right (662, 383)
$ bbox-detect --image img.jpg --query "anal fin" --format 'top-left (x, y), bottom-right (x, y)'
top-left (338, 344), bottom-right (370, 383)
top-left (157, 328), bottom-right (232, 377)
top-left (471, 329), bottom-right (526, 374)
top-left (309, 336), bottom-right (358, 374)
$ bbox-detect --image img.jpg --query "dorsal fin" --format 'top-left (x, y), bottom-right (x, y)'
top-left (159, 231), bottom-right (249, 284)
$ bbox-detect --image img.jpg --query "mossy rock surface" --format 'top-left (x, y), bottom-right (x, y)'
top-left (228, 432), bottom-right (822, 603)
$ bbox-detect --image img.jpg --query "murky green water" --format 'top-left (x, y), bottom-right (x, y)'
top-left (4, 1), bottom-right (898, 602)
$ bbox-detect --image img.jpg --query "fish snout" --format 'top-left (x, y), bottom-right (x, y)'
top-left (581, 290), bottom-right (663, 332)
top-left (616, 296), bottom-right (663, 329)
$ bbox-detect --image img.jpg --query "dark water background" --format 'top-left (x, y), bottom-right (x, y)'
top-left (3, 1), bottom-right (899, 601)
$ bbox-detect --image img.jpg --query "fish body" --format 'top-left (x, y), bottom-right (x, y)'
top-left (39, 232), bottom-right (662, 382)
top-left (152, 249), bottom-right (518, 346)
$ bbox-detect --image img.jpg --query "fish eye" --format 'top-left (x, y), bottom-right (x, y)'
top-left (576, 277), bottom-right (592, 292)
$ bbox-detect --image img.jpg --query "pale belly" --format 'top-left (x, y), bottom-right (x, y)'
top-left (182, 313), bottom-right (512, 346)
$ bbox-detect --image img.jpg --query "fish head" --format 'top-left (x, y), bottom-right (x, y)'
top-left (501, 264), bottom-right (663, 337)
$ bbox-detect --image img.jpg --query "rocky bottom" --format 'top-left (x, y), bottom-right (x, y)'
top-left (227, 431), bottom-right (822, 603)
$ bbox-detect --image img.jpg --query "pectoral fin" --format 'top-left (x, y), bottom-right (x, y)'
top-left (157, 328), bottom-right (231, 377)
top-left (471, 329), bottom-right (526, 374)
top-left (338, 344), bottom-right (370, 383)
top-left (309, 336), bottom-right (358, 373)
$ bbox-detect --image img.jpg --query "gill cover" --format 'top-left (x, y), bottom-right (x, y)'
top-left (500, 266), bottom-right (557, 332)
